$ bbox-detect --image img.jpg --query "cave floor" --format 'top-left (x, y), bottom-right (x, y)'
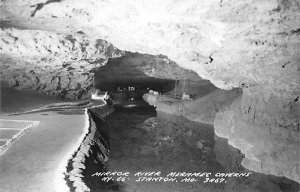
top-left (83, 106), bottom-right (298, 192)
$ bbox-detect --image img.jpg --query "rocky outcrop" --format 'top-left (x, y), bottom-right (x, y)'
top-left (65, 105), bottom-right (114, 192)
top-left (214, 92), bottom-right (299, 183)
top-left (145, 83), bottom-right (300, 183)
top-left (143, 88), bottom-right (242, 125)
top-left (0, 28), bottom-right (124, 99)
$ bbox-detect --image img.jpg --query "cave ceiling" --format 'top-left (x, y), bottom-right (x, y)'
top-left (0, 0), bottom-right (299, 99)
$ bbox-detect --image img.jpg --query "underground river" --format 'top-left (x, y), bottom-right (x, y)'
top-left (81, 103), bottom-right (299, 192)
top-left (1, 83), bottom-right (298, 192)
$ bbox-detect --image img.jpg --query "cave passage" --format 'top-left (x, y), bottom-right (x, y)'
top-left (94, 53), bottom-right (177, 105)
top-left (93, 52), bottom-right (208, 106)
top-left (85, 53), bottom-right (299, 192)
top-left (83, 105), bottom-right (299, 192)
top-left (1, 0), bottom-right (299, 191)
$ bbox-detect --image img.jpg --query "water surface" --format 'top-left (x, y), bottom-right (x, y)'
top-left (83, 105), bottom-right (299, 192)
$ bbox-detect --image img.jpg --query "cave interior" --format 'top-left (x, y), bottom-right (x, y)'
top-left (0, 0), bottom-right (299, 192)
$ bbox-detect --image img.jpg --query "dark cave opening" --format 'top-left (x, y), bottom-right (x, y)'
top-left (93, 52), bottom-right (206, 105)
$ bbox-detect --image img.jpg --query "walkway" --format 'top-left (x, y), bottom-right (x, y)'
top-left (0, 110), bottom-right (86, 192)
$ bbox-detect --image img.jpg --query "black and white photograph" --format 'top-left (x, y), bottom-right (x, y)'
top-left (0, 0), bottom-right (299, 192)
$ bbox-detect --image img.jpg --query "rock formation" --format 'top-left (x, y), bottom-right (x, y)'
top-left (214, 93), bottom-right (299, 182)
top-left (0, 0), bottom-right (299, 183)
top-left (0, 28), bottom-right (124, 99)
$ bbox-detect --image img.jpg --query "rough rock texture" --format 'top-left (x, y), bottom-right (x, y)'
top-left (143, 88), bottom-right (242, 125)
top-left (214, 95), bottom-right (300, 183)
top-left (65, 105), bottom-right (114, 192)
top-left (1, 0), bottom-right (298, 90)
top-left (0, 0), bottom-right (299, 183)
top-left (96, 52), bottom-right (202, 82)
top-left (0, 28), bottom-right (124, 99)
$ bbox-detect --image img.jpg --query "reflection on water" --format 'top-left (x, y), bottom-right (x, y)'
top-left (83, 105), bottom-right (299, 192)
